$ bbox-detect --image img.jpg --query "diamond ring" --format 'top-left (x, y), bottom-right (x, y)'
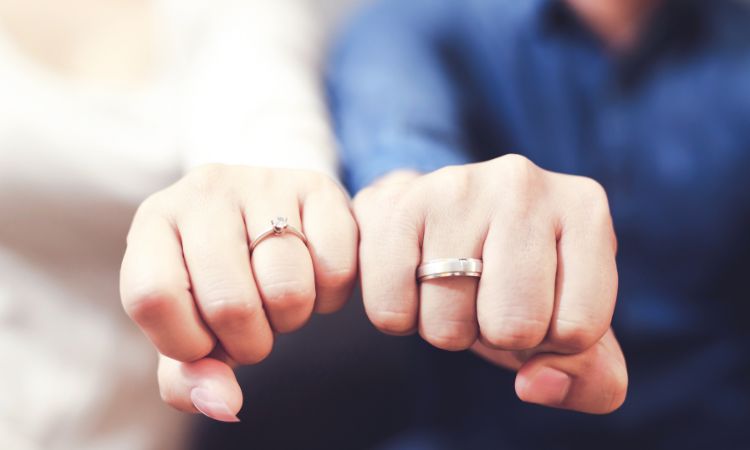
top-left (250, 217), bottom-right (308, 252)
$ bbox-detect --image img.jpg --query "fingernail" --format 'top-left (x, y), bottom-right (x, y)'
top-left (516, 367), bottom-right (572, 407)
top-left (190, 387), bottom-right (240, 423)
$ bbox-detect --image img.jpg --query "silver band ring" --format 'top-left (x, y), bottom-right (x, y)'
top-left (416, 258), bottom-right (483, 282)
top-left (250, 216), bottom-right (307, 252)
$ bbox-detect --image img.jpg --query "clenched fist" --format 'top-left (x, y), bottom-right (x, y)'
top-left (120, 165), bottom-right (358, 421)
top-left (353, 155), bottom-right (627, 414)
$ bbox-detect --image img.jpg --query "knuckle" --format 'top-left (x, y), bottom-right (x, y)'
top-left (315, 299), bottom-right (348, 315)
top-left (480, 316), bottom-right (548, 350)
top-left (490, 154), bottom-right (543, 217)
top-left (123, 287), bottom-right (177, 327)
top-left (308, 171), bottom-right (342, 193)
top-left (368, 310), bottom-right (416, 335)
top-left (431, 164), bottom-right (471, 187)
top-left (317, 265), bottom-right (357, 291)
top-left (171, 344), bottom-right (213, 364)
top-left (185, 163), bottom-right (227, 185)
top-left (202, 298), bottom-right (261, 334)
top-left (578, 176), bottom-right (608, 201)
top-left (180, 164), bottom-right (234, 199)
top-left (495, 154), bottom-right (539, 187)
top-left (362, 192), bottom-right (418, 240)
top-left (568, 176), bottom-right (618, 254)
top-left (353, 181), bottom-right (380, 204)
top-left (352, 187), bottom-right (373, 208)
top-left (577, 177), bottom-right (612, 219)
top-left (135, 191), bottom-right (167, 217)
top-left (390, 193), bottom-right (417, 222)
top-left (431, 165), bottom-right (474, 206)
top-left (234, 339), bottom-right (274, 366)
top-left (352, 192), bottom-right (374, 221)
top-left (354, 185), bottom-right (400, 225)
top-left (261, 278), bottom-right (315, 312)
top-left (315, 187), bottom-right (349, 210)
top-left (420, 322), bottom-right (477, 351)
top-left (549, 318), bottom-right (603, 353)
top-left (127, 194), bottom-right (173, 242)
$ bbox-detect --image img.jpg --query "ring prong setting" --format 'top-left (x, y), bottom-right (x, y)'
top-left (250, 216), bottom-right (307, 252)
top-left (271, 216), bottom-right (289, 234)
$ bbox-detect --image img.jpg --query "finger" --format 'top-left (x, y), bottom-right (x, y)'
top-left (301, 183), bottom-right (358, 314)
top-left (353, 184), bottom-right (422, 335)
top-left (547, 176), bottom-right (618, 353)
top-left (158, 352), bottom-right (242, 422)
top-left (417, 182), bottom-right (485, 350)
top-left (470, 340), bottom-right (525, 371)
top-left (246, 195), bottom-right (315, 333)
top-left (515, 328), bottom-right (628, 414)
top-left (121, 206), bottom-right (215, 362)
top-left (476, 201), bottom-right (557, 351)
top-left (180, 202), bottom-right (273, 365)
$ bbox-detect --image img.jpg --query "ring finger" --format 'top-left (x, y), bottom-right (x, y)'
top-left (418, 208), bottom-right (487, 351)
top-left (246, 195), bottom-right (316, 333)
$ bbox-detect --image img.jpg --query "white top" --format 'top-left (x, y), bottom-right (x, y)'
top-left (0, 1), bottom-right (341, 449)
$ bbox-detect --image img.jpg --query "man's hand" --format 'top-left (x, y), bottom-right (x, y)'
top-left (354, 155), bottom-right (627, 414)
top-left (120, 165), bottom-right (358, 421)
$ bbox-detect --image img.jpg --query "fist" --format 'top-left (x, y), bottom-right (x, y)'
top-left (354, 155), bottom-right (627, 414)
top-left (120, 165), bottom-right (358, 421)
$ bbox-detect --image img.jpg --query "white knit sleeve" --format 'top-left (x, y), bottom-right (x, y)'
top-left (176, 0), bottom-right (338, 179)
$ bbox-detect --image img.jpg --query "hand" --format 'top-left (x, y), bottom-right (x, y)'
top-left (353, 155), bottom-right (627, 414)
top-left (120, 165), bottom-right (358, 421)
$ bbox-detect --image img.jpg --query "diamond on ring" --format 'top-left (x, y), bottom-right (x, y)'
top-left (250, 216), bottom-right (308, 252)
top-left (271, 216), bottom-right (289, 234)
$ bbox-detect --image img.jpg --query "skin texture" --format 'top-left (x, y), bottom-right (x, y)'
top-left (104, 0), bottom-right (642, 422)
top-left (120, 164), bottom-right (359, 421)
top-left (354, 155), bottom-right (627, 414)
top-left (122, 156), bottom-right (627, 419)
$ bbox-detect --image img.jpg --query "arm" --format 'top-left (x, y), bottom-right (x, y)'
top-left (327, 0), bottom-right (473, 192)
top-left (331, 0), bottom-right (628, 414)
top-left (121, 1), bottom-right (360, 422)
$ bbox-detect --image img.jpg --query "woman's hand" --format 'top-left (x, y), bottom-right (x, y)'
top-left (353, 155), bottom-right (627, 414)
top-left (120, 164), bottom-right (358, 421)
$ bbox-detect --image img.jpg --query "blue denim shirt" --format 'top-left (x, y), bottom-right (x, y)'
top-left (328, 0), bottom-right (750, 448)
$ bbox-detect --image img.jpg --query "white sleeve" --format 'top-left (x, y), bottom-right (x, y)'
top-left (176, 0), bottom-right (338, 178)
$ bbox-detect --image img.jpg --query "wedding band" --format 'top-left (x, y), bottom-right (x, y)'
top-left (416, 258), bottom-right (483, 282)
top-left (250, 216), bottom-right (307, 252)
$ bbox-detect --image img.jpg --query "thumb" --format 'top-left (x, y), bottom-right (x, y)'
top-left (157, 352), bottom-right (243, 422)
top-left (515, 328), bottom-right (628, 414)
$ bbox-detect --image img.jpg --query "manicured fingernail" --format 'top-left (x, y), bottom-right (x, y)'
top-left (190, 387), bottom-right (240, 423)
top-left (516, 367), bottom-right (572, 407)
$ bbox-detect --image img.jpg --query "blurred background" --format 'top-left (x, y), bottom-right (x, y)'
top-left (1, 1), bottom-right (749, 450)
